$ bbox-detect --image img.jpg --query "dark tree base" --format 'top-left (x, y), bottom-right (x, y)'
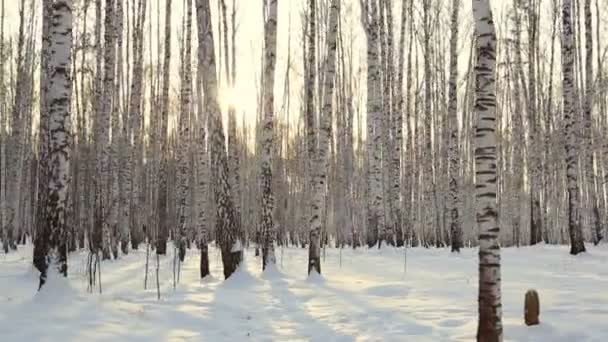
top-left (121, 239), bottom-right (129, 255)
top-left (200, 244), bottom-right (210, 279)
top-left (156, 239), bottom-right (167, 255)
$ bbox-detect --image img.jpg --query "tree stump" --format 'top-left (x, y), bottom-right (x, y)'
top-left (524, 289), bottom-right (540, 326)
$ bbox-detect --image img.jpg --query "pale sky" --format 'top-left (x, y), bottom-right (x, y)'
top-left (2, 0), bottom-right (608, 138)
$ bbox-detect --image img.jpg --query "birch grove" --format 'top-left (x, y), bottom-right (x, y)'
top-left (0, 0), bottom-right (606, 338)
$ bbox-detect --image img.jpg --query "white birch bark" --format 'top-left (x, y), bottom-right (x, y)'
top-left (194, 0), bottom-right (210, 278)
top-left (33, 0), bottom-right (53, 282)
top-left (583, 0), bottom-right (601, 244)
top-left (116, 0), bottom-right (132, 255)
top-left (260, 0), bottom-right (278, 270)
top-left (109, 0), bottom-right (122, 258)
top-left (90, 0), bottom-right (103, 253)
top-left (156, 0), bottom-right (172, 255)
top-left (45, 0), bottom-right (73, 284)
top-left (448, 0), bottom-right (461, 252)
top-left (127, 0), bottom-right (147, 250)
top-left (4, 0), bottom-right (27, 253)
top-left (380, 0), bottom-right (395, 246)
top-left (422, 0), bottom-right (435, 246)
top-left (177, 0), bottom-right (193, 262)
top-left (98, 0), bottom-right (116, 260)
top-left (305, 0), bottom-right (317, 183)
top-left (472, 0), bottom-right (502, 340)
top-left (361, 0), bottom-right (384, 247)
top-left (526, 2), bottom-right (542, 245)
top-left (308, 0), bottom-right (339, 274)
top-left (561, 0), bottom-right (586, 255)
top-left (196, 0), bottom-right (241, 279)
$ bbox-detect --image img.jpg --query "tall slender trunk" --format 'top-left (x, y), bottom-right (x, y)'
top-left (393, 0), bottom-right (407, 247)
top-left (90, 0), bottom-right (103, 254)
top-left (33, 0), bottom-right (53, 288)
top-left (114, 0), bottom-right (131, 255)
top-left (362, 0), bottom-right (384, 248)
top-left (98, 0), bottom-right (116, 260)
top-left (472, 0), bottom-right (502, 340)
top-left (527, 1), bottom-right (543, 245)
top-left (422, 0), bottom-right (435, 247)
top-left (260, 0), bottom-right (278, 270)
top-left (597, 0), bottom-right (607, 242)
top-left (562, 0), bottom-right (586, 255)
top-left (156, 0), bottom-right (172, 255)
top-left (177, 0), bottom-right (193, 262)
top-left (4, 0), bottom-right (27, 253)
top-left (41, 0), bottom-right (73, 288)
top-left (448, 0), bottom-right (461, 252)
top-left (33, 0), bottom-right (52, 269)
top-left (583, 0), bottom-right (601, 244)
top-left (196, 0), bottom-right (241, 279)
top-left (305, 0), bottom-right (317, 227)
top-left (128, 0), bottom-right (147, 250)
top-left (381, 0), bottom-right (395, 246)
top-left (308, 0), bottom-right (339, 274)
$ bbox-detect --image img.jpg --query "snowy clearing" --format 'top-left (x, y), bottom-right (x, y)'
top-left (1, 244), bottom-right (607, 341)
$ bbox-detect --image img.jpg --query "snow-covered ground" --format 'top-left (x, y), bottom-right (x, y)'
top-left (1, 243), bottom-right (607, 341)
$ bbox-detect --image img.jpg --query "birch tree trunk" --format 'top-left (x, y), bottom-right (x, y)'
top-left (33, 0), bottom-right (52, 280)
top-left (116, 0), bottom-right (131, 255)
top-left (0, 0), bottom-right (4, 248)
top-left (260, 0), bottom-right (278, 270)
top-left (4, 0), bottom-right (27, 253)
top-left (196, 0), bottom-right (242, 279)
top-left (128, 0), bottom-right (147, 250)
top-left (382, 0), bottom-right (396, 246)
top-left (472, 0), bottom-right (502, 340)
top-left (583, 0), bottom-right (601, 244)
top-left (393, 0), bottom-right (407, 247)
top-left (597, 0), bottom-right (607, 243)
top-left (305, 0), bottom-right (317, 236)
top-left (561, 0), bottom-right (586, 255)
top-left (40, 0), bottom-right (73, 288)
top-left (361, 0), bottom-right (384, 248)
top-left (308, 0), bottom-right (339, 274)
top-left (526, 1), bottom-right (543, 246)
top-left (90, 0), bottom-right (103, 255)
top-left (177, 0), bottom-right (193, 262)
top-left (98, 0), bottom-right (116, 260)
top-left (157, 0), bottom-right (172, 256)
top-left (448, 0), bottom-right (462, 252)
top-left (195, 0), bottom-right (209, 278)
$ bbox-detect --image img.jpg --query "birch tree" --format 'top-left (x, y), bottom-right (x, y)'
top-left (448, 0), bottom-right (461, 252)
top-left (4, 0), bottom-right (28, 253)
top-left (157, 0), bottom-right (172, 256)
top-left (561, 0), bottom-right (586, 255)
top-left (176, 0), bottom-right (193, 262)
top-left (304, 0), bottom-right (317, 245)
top-left (196, 0), bottom-right (242, 279)
top-left (97, 0), bottom-right (116, 260)
top-left (361, 0), bottom-right (385, 247)
top-left (127, 0), bottom-right (147, 250)
top-left (583, 0), bottom-right (601, 244)
top-left (38, 0), bottom-right (73, 289)
top-left (472, 0), bottom-right (502, 340)
top-left (308, 0), bottom-right (339, 274)
top-left (260, 0), bottom-right (278, 270)
top-left (116, 0), bottom-right (131, 255)
top-left (33, 0), bottom-right (53, 280)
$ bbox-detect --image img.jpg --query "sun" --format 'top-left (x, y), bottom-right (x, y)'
top-left (219, 86), bottom-right (240, 112)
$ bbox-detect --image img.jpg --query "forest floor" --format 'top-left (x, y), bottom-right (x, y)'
top-left (1, 242), bottom-right (607, 341)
